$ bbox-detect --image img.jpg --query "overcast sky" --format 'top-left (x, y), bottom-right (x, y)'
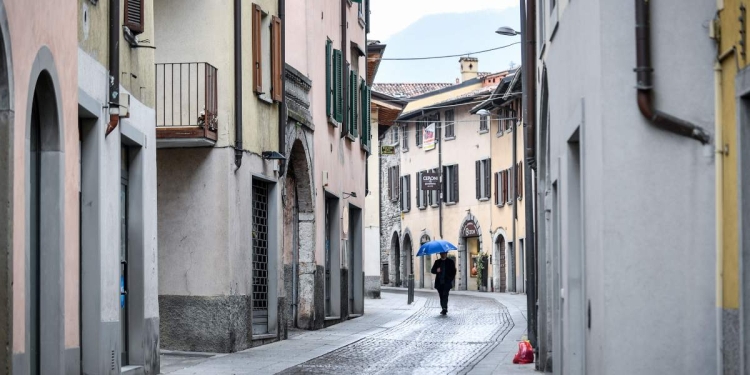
top-left (369, 0), bottom-right (519, 42)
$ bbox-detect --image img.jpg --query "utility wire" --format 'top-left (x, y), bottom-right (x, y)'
top-left (379, 42), bottom-right (521, 61)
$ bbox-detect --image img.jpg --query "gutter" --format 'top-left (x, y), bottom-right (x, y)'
top-left (234, 0), bottom-right (243, 169)
top-left (105, 0), bottom-right (120, 136)
top-left (634, 0), bottom-right (710, 144)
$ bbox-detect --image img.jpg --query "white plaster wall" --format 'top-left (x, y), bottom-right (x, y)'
top-left (364, 120), bottom-right (380, 277)
top-left (542, 0), bottom-right (716, 373)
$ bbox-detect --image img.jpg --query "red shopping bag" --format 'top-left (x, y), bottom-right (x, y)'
top-left (512, 340), bottom-right (534, 364)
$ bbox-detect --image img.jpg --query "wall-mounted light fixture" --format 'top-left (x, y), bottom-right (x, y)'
top-left (343, 192), bottom-right (357, 199)
top-left (262, 151), bottom-right (286, 160)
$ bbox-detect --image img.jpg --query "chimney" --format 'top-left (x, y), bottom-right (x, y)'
top-left (459, 56), bottom-right (478, 82)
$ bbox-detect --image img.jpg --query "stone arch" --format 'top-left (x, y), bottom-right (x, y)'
top-left (25, 46), bottom-right (65, 372)
top-left (417, 230), bottom-right (433, 289)
top-left (0, 1), bottom-right (12, 370)
top-left (492, 228), bottom-right (509, 293)
top-left (389, 229), bottom-right (401, 286)
top-left (283, 135), bottom-right (316, 330)
top-left (400, 227), bottom-right (414, 285)
top-left (457, 213), bottom-right (483, 291)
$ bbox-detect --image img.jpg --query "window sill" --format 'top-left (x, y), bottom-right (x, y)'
top-left (360, 142), bottom-right (370, 153)
top-left (358, 17), bottom-right (366, 29)
top-left (445, 202), bottom-right (457, 206)
top-left (479, 197), bottom-right (489, 202)
top-left (402, 148), bottom-right (409, 153)
top-left (479, 129), bottom-right (489, 134)
top-left (418, 206), bottom-right (426, 211)
top-left (402, 210), bottom-right (410, 214)
top-left (496, 204), bottom-right (505, 208)
top-left (506, 201), bottom-right (513, 206)
top-left (328, 116), bottom-right (341, 128)
top-left (346, 134), bottom-right (356, 142)
top-left (257, 93), bottom-right (274, 105)
top-left (444, 136), bottom-right (456, 141)
top-left (430, 204), bottom-right (439, 208)
top-left (496, 132), bottom-right (503, 138)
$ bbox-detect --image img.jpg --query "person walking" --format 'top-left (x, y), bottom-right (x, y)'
top-left (431, 251), bottom-right (456, 315)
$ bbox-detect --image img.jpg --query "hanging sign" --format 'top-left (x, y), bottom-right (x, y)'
top-left (381, 145), bottom-right (395, 155)
top-left (423, 123), bottom-right (436, 151)
top-left (421, 171), bottom-right (440, 191)
top-left (462, 220), bottom-right (479, 237)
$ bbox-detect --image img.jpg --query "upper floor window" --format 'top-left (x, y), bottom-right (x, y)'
top-left (444, 110), bottom-right (455, 139)
top-left (253, 4), bottom-right (283, 102)
top-left (402, 125), bottom-right (408, 150)
top-left (480, 115), bottom-right (489, 133)
top-left (400, 175), bottom-right (411, 212)
top-left (387, 165), bottom-right (400, 202)
top-left (475, 158), bottom-right (491, 200)
top-left (442, 164), bottom-right (459, 204)
top-left (416, 120), bottom-right (423, 147)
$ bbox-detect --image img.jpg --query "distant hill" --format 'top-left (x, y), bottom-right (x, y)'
top-left (374, 7), bottom-right (522, 84)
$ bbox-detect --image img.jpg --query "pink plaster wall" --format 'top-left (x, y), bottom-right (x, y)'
top-left (6, 0), bottom-right (79, 352)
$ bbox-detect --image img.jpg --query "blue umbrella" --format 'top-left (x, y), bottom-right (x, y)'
top-left (416, 240), bottom-right (458, 256)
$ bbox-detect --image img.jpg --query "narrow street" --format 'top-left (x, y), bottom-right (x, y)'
top-left (161, 291), bottom-right (534, 375)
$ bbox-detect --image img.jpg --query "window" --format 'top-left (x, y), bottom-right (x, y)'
top-left (124, 0), bottom-right (144, 34)
top-left (393, 125), bottom-right (399, 144)
top-left (444, 110), bottom-right (455, 138)
top-left (402, 125), bottom-right (408, 150)
top-left (442, 165), bottom-right (459, 204)
top-left (252, 4), bottom-right (278, 102)
top-left (388, 166), bottom-right (399, 201)
top-left (348, 67), bottom-right (359, 138)
top-left (497, 107), bottom-right (506, 135)
top-left (494, 171), bottom-right (503, 206)
top-left (400, 175), bottom-right (411, 212)
top-left (480, 115), bottom-right (489, 133)
top-left (417, 171), bottom-right (428, 210)
top-left (326, 43), bottom-right (344, 124)
top-left (415, 120), bottom-right (423, 147)
top-left (516, 161), bottom-right (523, 200)
top-left (505, 168), bottom-right (514, 205)
top-left (429, 168), bottom-right (439, 207)
top-left (359, 78), bottom-right (372, 150)
top-left (475, 158), bottom-right (491, 200)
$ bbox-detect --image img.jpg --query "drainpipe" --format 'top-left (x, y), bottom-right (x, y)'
top-left (714, 52), bottom-right (726, 374)
top-left (634, 0), bottom-right (710, 144)
top-left (278, 0), bottom-right (286, 164)
top-left (522, 0), bottom-right (538, 349)
top-left (234, 0), bottom-right (243, 169)
top-left (105, 0), bottom-right (120, 136)
top-left (340, 0), bottom-right (348, 138)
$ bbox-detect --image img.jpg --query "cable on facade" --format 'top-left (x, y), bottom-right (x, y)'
top-left (378, 42), bottom-right (521, 61)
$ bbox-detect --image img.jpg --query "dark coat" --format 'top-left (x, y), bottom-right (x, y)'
top-left (431, 257), bottom-right (456, 290)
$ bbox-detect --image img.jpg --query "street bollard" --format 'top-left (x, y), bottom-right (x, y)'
top-left (407, 274), bottom-right (415, 304)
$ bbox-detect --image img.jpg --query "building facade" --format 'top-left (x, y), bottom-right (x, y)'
top-left (0, 0), bottom-right (78, 373)
top-left (155, 0), bottom-right (284, 353)
top-left (78, 0), bottom-right (161, 372)
top-left (534, 0), bottom-right (717, 373)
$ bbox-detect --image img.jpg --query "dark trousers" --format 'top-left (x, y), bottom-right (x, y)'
top-left (437, 287), bottom-right (450, 310)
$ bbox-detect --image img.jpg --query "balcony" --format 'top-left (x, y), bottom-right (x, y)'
top-left (155, 62), bottom-right (218, 148)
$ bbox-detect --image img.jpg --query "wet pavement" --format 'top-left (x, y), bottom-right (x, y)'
top-left (277, 295), bottom-right (514, 375)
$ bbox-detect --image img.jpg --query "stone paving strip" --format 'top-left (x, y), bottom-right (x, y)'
top-left (160, 290), bottom-right (536, 374)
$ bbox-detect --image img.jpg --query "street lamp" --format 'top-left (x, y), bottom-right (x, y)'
top-left (476, 109), bottom-right (491, 116)
top-left (495, 26), bottom-right (521, 36)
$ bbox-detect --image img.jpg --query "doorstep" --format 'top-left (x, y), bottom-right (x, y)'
top-left (121, 365), bottom-right (144, 375)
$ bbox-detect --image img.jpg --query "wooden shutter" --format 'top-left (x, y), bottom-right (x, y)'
top-left (396, 166), bottom-right (400, 198)
top-left (442, 166), bottom-right (447, 203)
top-left (485, 160), bottom-right (491, 199)
top-left (494, 172), bottom-right (499, 205)
top-left (252, 4), bottom-right (263, 94)
top-left (326, 41), bottom-right (332, 118)
top-left (475, 160), bottom-right (481, 199)
top-left (453, 165), bottom-right (459, 203)
top-left (501, 170), bottom-right (507, 204)
top-left (406, 175), bottom-right (411, 211)
top-left (352, 71), bottom-right (358, 137)
top-left (388, 167), bottom-right (393, 201)
top-left (271, 16), bottom-right (283, 102)
top-left (400, 176), bottom-right (404, 211)
top-left (517, 162), bottom-right (523, 200)
top-left (416, 172), bottom-right (421, 208)
top-left (124, 0), bottom-right (144, 35)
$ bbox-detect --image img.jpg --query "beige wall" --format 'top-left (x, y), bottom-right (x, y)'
top-left (403, 82), bottom-right (483, 116)
top-left (8, 0), bottom-right (79, 351)
top-left (400, 103), bottom-right (493, 291)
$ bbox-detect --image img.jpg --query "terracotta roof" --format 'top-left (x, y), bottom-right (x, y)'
top-left (372, 83), bottom-right (454, 99)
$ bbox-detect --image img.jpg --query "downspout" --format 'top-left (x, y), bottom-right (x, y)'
top-left (105, 0), bottom-right (120, 136)
top-left (634, 0), bottom-right (711, 144)
top-left (436, 109), bottom-right (443, 239)
top-left (279, 0), bottom-right (286, 162)
top-left (714, 58), bottom-right (725, 375)
top-left (523, 0), bottom-right (538, 349)
top-left (234, 0), bottom-right (243, 169)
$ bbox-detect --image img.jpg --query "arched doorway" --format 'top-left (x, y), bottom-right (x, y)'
top-left (283, 139), bottom-right (315, 329)
top-left (493, 232), bottom-right (507, 293)
top-left (0, 12), bottom-right (12, 372)
top-left (402, 232), bottom-right (413, 288)
top-left (390, 232), bottom-right (401, 286)
top-left (457, 214), bottom-right (483, 291)
top-left (418, 234), bottom-right (430, 288)
top-left (26, 55), bottom-right (65, 373)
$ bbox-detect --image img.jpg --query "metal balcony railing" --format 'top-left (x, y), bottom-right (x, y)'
top-left (155, 62), bottom-right (218, 141)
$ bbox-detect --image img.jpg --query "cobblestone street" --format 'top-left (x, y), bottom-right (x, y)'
top-left (162, 290), bottom-right (534, 375)
top-left (278, 295), bottom-right (514, 374)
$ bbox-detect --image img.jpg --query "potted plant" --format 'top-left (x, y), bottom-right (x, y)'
top-left (476, 253), bottom-right (489, 291)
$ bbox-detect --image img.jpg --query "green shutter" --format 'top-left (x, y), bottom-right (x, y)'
top-left (325, 40), bottom-right (332, 118)
top-left (333, 49), bottom-right (343, 122)
top-left (366, 85), bottom-right (371, 149)
top-left (352, 71), bottom-right (358, 138)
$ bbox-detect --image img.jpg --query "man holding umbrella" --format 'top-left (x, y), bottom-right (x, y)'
top-left (431, 251), bottom-right (457, 315)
